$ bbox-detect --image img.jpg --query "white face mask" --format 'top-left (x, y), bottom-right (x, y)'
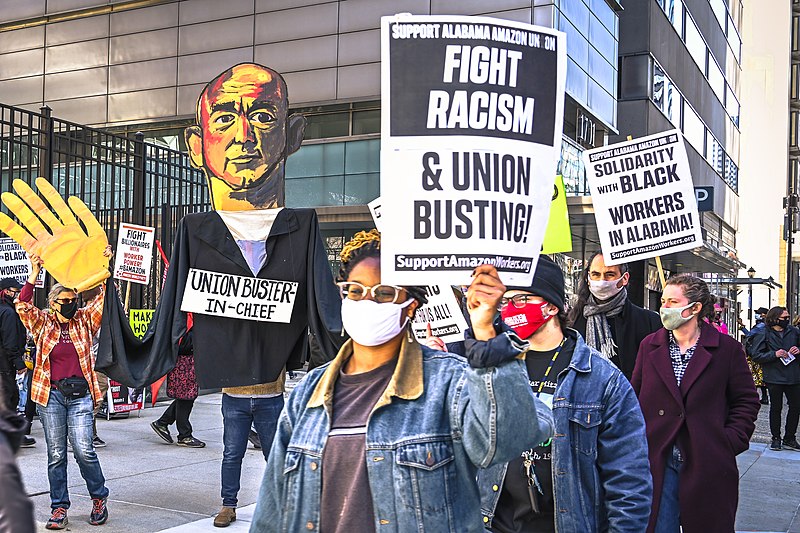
top-left (341, 298), bottom-right (413, 347)
top-left (588, 277), bottom-right (624, 300)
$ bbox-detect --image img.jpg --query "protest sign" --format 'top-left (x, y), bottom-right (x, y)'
top-left (582, 130), bottom-right (703, 266)
top-left (369, 197), bottom-right (468, 343)
top-left (113, 223), bottom-right (155, 285)
top-left (541, 175), bottom-right (572, 254)
top-left (107, 381), bottom-right (145, 414)
top-left (129, 309), bottom-right (154, 339)
top-left (0, 238), bottom-right (46, 287)
top-left (379, 15), bottom-right (566, 286)
top-left (180, 268), bottom-right (298, 322)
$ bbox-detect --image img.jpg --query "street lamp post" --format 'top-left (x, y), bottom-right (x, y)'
top-left (748, 267), bottom-right (756, 329)
top-left (767, 276), bottom-right (775, 309)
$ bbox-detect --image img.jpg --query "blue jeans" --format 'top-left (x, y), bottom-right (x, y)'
top-left (654, 445), bottom-right (683, 533)
top-left (38, 389), bottom-right (109, 509)
top-left (221, 394), bottom-right (284, 507)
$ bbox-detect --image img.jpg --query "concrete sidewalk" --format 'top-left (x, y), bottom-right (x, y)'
top-left (15, 394), bottom-right (800, 532)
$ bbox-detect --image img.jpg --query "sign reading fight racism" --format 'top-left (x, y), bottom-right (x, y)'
top-left (180, 269), bottom-right (298, 322)
top-left (369, 198), bottom-right (469, 343)
top-left (379, 15), bottom-right (566, 286)
top-left (582, 130), bottom-right (703, 265)
top-left (113, 223), bottom-right (155, 285)
top-left (0, 238), bottom-right (46, 288)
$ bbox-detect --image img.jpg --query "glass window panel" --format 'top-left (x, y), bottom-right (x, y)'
top-left (652, 61), bottom-right (666, 112)
top-left (663, 0), bottom-right (683, 38)
top-left (590, 0), bottom-right (616, 34)
top-left (559, 15), bottom-right (589, 70)
top-left (705, 130), bottom-right (724, 176)
top-left (561, 0), bottom-right (590, 36)
top-left (792, 111), bottom-right (800, 149)
top-left (794, 16), bottom-right (800, 53)
top-left (588, 46), bottom-right (616, 97)
top-left (682, 102), bottom-right (705, 155)
top-left (352, 109), bottom-right (380, 135)
top-left (724, 155), bottom-right (738, 192)
top-left (303, 112), bottom-right (349, 139)
top-left (558, 137), bottom-right (586, 195)
top-left (589, 15), bottom-right (616, 66)
top-left (286, 175), bottom-right (344, 208)
top-left (727, 17), bottom-right (741, 63)
top-left (793, 64), bottom-right (800, 101)
top-left (587, 80), bottom-right (615, 129)
top-left (710, 0), bottom-right (726, 31)
top-left (665, 79), bottom-right (681, 128)
top-left (344, 173), bottom-right (379, 205)
top-left (533, 5), bottom-right (555, 28)
top-left (565, 58), bottom-right (588, 105)
top-left (285, 143), bottom-right (345, 179)
top-left (726, 85), bottom-right (740, 127)
top-left (344, 139), bottom-right (379, 174)
top-left (707, 54), bottom-right (725, 103)
top-left (684, 16), bottom-right (706, 74)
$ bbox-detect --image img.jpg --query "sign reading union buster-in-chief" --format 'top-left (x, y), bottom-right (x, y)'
top-left (582, 130), bottom-right (703, 266)
top-left (379, 14), bottom-right (566, 286)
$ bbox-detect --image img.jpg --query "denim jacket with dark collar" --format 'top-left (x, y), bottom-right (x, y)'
top-left (251, 332), bottom-right (554, 533)
top-left (478, 329), bottom-right (652, 532)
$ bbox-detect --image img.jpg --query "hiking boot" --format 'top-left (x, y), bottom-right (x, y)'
top-left (46, 507), bottom-right (68, 529)
top-left (214, 507), bottom-right (236, 527)
top-left (150, 421), bottom-right (173, 444)
top-left (177, 436), bottom-right (206, 448)
top-left (89, 497), bottom-right (108, 525)
top-left (20, 435), bottom-right (35, 448)
top-left (248, 429), bottom-right (261, 449)
top-left (783, 438), bottom-right (800, 451)
top-left (771, 437), bottom-right (783, 451)
top-left (93, 435), bottom-right (106, 448)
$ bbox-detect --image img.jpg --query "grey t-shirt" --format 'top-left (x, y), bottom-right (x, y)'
top-left (319, 358), bottom-right (397, 533)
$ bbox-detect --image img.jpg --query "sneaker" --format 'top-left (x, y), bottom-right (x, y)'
top-left (783, 438), bottom-right (800, 451)
top-left (150, 421), bottom-right (173, 444)
top-left (771, 437), bottom-right (783, 451)
top-left (213, 506), bottom-right (236, 528)
top-left (93, 436), bottom-right (106, 448)
top-left (89, 497), bottom-right (108, 525)
top-left (177, 436), bottom-right (206, 448)
top-left (248, 429), bottom-right (261, 450)
top-left (46, 507), bottom-right (68, 530)
top-left (20, 435), bottom-right (35, 448)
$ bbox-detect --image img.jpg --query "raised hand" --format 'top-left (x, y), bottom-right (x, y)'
top-left (0, 178), bottom-right (110, 292)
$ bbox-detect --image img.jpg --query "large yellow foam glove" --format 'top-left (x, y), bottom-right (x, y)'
top-left (0, 178), bottom-right (110, 292)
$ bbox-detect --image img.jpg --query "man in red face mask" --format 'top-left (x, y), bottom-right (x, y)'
top-left (478, 255), bottom-right (652, 533)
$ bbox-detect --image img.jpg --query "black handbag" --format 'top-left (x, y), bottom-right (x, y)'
top-left (53, 377), bottom-right (89, 399)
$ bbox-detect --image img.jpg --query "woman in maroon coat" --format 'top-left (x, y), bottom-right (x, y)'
top-left (632, 274), bottom-right (759, 533)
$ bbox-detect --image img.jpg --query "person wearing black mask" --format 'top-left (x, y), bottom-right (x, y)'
top-left (0, 278), bottom-right (26, 418)
top-left (751, 306), bottom-right (800, 451)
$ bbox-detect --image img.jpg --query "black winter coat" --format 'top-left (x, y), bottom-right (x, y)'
top-left (0, 300), bottom-right (25, 373)
top-left (572, 298), bottom-right (661, 380)
top-left (751, 325), bottom-right (800, 385)
top-left (0, 410), bottom-right (34, 533)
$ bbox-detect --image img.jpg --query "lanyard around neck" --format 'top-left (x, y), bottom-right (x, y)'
top-left (534, 337), bottom-right (566, 397)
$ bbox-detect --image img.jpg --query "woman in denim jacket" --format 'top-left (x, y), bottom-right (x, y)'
top-left (477, 256), bottom-right (652, 532)
top-left (250, 230), bottom-right (553, 533)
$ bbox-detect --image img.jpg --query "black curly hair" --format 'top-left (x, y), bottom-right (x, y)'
top-left (338, 230), bottom-right (428, 305)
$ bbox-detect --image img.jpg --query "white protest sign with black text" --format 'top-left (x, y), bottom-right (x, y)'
top-left (582, 130), bottom-right (703, 265)
top-left (180, 269), bottom-right (298, 323)
top-left (369, 197), bottom-right (468, 343)
top-left (0, 238), bottom-right (46, 288)
top-left (380, 15), bottom-right (566, 286)
top-left (113, 223), bottom-right (155, 285)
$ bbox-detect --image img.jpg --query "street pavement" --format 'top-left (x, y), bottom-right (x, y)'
top-left (14, 392), bottom-right (800, 532)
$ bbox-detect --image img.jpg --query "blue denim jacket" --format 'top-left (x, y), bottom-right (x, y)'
top-left (251, 332), bottom-right (554, 533)
top-left (478, 330), bottom-right (652, 532)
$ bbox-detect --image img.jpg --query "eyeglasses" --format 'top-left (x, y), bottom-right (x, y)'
top-left (499, 294), bottom-right (539, 309)
top-left (336, 282), bottom-right (404, 304)
top-left (55, 298), bottom-right (76, 305)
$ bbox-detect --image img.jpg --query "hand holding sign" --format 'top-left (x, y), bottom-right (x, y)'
top-left (0, 178), bottom-right (110, 292)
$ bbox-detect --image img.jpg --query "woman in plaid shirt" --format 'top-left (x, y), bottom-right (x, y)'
top-left (16, 249), bottom-right (111, 530)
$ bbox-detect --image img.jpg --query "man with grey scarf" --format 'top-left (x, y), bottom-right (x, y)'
top-left (568, 252), bottom-right (661, 380)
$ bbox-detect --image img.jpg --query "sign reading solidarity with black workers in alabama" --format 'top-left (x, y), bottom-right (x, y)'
top-left (380, 15), bottom-right (566, 285)
top-left (582, 130), bottom-right (703, 265)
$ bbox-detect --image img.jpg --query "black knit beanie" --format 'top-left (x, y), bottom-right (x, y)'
top-left (506, 255), bottom-right (565, 312)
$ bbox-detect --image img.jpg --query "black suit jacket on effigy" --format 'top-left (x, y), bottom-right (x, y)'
top-left (96, 209), bottom-right (343, 389)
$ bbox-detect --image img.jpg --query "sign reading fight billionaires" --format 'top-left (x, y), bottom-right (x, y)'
top-left (113, 223), bottom-right (155, 285)
top-left (379, 15), bottom-right (566, 285)
top-left (582, 130), bottom-right (703, 265)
